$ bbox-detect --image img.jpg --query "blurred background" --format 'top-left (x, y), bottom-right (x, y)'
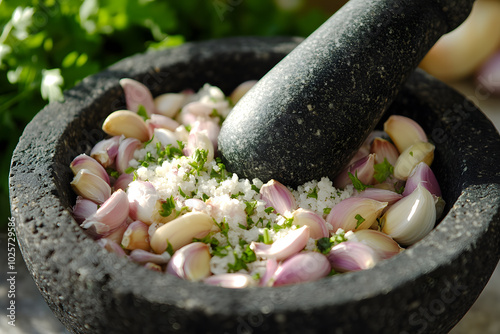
top-left (1, 0), bottom-right (499, 333)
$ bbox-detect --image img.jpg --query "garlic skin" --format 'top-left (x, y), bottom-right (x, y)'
top-left (354, 188), bottom-right (402, 206)
top-left (273, 252), bottom-right (331, 287)
top-left (70, 154), bottom-right (110, 184)
top-left (113, 172), bottom-right (134, 191)
top-left (393, 142), bottom-right (435, 180)
top-left (150, 212), bottom-right (217, 253)
top-left (90, 136), bottom-right (120, 168)
top-left (183, 131), bottom-right (214, 163)
top-left (121, 220), bottom-right (150, 251)
top-left (291, 208), bottom-right (329, 239)
top-left (71, 168), bottom-right (111, 204)
top-left (334, 154), bottom-right (376, 189)
top-left (119, 78), bottom-right (156, 116)
top-left (116, 137), bottom-right (142, 174)
top-left (152, 128), bottom-right (179, 149)
top-left (326, 197), bottom-right (387, 233)
top-left (384, 115), bottom-right (428, 153)
top-left (204, 273), bottom-right (257, 288)
top-left (72, 196), bottom-right (98, 224)
top-left (230, 80), bottom-right (257, 104)
top-left (146, 114), bottom-right (180, 132)
top-left (260, 259), bottom-right (279, 287)
top-left (250, 226), bottom-right (310, 261)
top-left (129, 249), bottom-right (171, 265)
top-left (370, 137), bottom-right (399, 166)
top-left (403, 162), bottom-right (442, 197)
top-left (102, 110), bottom-right (151, 142)
top-left (190, 118), bottom-right (220, 152)
top-left (166, 242), bottom-right (211, 281)
top-left (154, 92), bottom-right (188, 118)
top-left (382, 184), bottom-right (436, 246)
top-left (259, 179), bottom-right (296, 217)
top-left (327, 241), bottom-right (380, 272)
top-left (127, 181), bottom-right (167, 225)
top-left (349, 229), bottom-right (402, 260)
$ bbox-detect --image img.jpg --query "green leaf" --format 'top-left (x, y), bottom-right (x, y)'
top-left (323, 207), bottom-right (331, 215)
top-left (165, 241), bottom-right (174, 256)
top-left (348, 171), bottom-right (372, 192)
top-left (124, 166), bottom-right (135, 174)
top-left (159, 196), bottom-right (175, 217)
top-left (244, 200), bottom-right (257, 216)
top-left (373, 158), bottom-right (394, 183)
top-left (137, 104), bottom-right (149, 121)
top-left (355, 214), bottom-right (365, 229)
top-left (307, 187), bottom-right (318, 199)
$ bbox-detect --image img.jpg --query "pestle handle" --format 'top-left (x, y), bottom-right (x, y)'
top-left (218, 0), bottom-right (475, 187)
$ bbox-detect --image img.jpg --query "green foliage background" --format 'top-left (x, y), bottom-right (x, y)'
top-left (0, 0), bottom-right (331, 230)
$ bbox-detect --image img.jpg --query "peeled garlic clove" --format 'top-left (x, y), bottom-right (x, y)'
top-left (393, 142), bottom-right (435, 180)
top-left (250, 226), bottom-right (310, 261)
top-left (153, 128), bottom-right (179, 149)
top-left (129, 249), bottom-right (171, 265)
top-left (230, 80), bottom-right (257, 104)
top-left (71, 169), bottom-right (111, 204)
top-left (204, 273), bottom-right (257, 288)
top-left (183, 131), bottom-right (214, 163)
top-left (154, 92), bottom-right (187, 118)
top-left (259, 259), bottom-right (278, 287)
top-left (175, 125), bottom-right (189, 143)
top-left (349, 229), bottom-right (402, 260)
top-left (354, 188), bottom-right (402, 206)
top-left (326, 197), bottom-right (387, 233)
top-left (90, 136), bottom-right (120, 168)
top-left (291, 208), bottom-right (329, 239)
top-left (127, 181), bottom-right (159, 224)
top-left (328, 241), bottom-right (380, 272)
top-left (102, 110), bottom-right (151, 142)
top-left (334, 154), bottom-right (376, 189)
top-left (403, 162), bottom-right (442, 197)
top-left (121, 220), bottom-right (150, 251)
top-left (70, 154), bottom-right (110, 184)
top-left (259, 179), bottom-right (296, 216)
top-left (384, 115), bottom-right (428, 153)
top-left (370, 137), bottom-right (399, 166)
top-left (144, 263), bottom-right (163, 272)
top-left (166, 242), bottom-right (211, 281)
top-left (179, 101), bottom-right (214, 125)
top-left (72, 196), bottom-right (98, 224)
top-left (146, 114), bottom-right (180, 132)
top-left (84, 189), bottom-right (129, 230)
top-left (120, 78), bottom-right (156, 116)
top-left (150, 212), bottom-right (217, 253)
top-left (113, 172), bottom-right (134, 191)
top-left (382, 184), bottom-right (436, 246)
top-left (97, 238), bottom-right (127, 257)
top-left (273, 252), bottom-right (331, 287)
top-left (116, 137), bottom-right (142, 174)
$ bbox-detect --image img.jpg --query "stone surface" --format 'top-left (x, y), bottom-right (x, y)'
top-left (9, 37), bottom-right (500, 334)
top-left (218, 0), bottom-right (474, 187)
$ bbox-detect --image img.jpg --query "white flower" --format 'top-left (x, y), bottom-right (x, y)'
top-left (41, 68), bottom-right (64, 102)
top-left (0, 44), bottom-right (12, 64)
top-left (11, 7), bottom-right (34, 41)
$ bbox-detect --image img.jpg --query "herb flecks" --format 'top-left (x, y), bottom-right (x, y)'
top-left (348, 171), bottom-right (372, 192)
top-left (373, 158), bottom-right (394, 183)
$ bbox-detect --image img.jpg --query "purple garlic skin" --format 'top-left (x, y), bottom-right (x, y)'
top-left (273, 252), bottom-right (331, 286)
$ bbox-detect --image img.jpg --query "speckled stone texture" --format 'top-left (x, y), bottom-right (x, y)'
top-left (9, 37), bottom-right (500, 334)
top-left (218, 0), bottom-right (474, 187)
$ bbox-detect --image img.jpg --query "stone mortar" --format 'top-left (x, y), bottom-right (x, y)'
top-left (9, 37), bottom-right (500, 334)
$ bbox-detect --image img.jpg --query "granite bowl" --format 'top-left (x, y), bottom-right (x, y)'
top-left (9, 37), bottom-right (500, 334)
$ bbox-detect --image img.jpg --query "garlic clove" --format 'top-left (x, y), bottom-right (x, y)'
top-left (166, 242), bottom-right (211, 281)
top-left (127, 181), bottom-right (159, 225)
top-left (384, 115), bottom-right (428, 153)
top-left (175, 125), bottom-right (189, 143)
top-left (326, 197), bottom-right (387, 233)
top-left (146, 114), bottom-right (180, 132)
top-left (259, 179), bottom-right (296, 217)
top-left (71, 168), bottom-right (111, 204)
top-left (113, 172), bottom-right (134, 191)
top-left (102, 110), bottom-right (151, 142)
top-left (154, 92), bottom-right (188, 118)
top-left (393, 142), bottom-right (435, 180)
top-left (150, 212), bottom-right (217, 253)
top-left (178, 101), bottom-right (215, 125)
top-left (190, 118), bottom-right (220, 152)
top-left (382, 184), bottom-right (436, 246)
top-left (230, 80), bottom-right (258, 104)
top-left (144, 263), bottom-right (163, 272)
top-left (119, 78), bottom-right (156, 116)
top-left (121, 220), bottom-right (150, 251)
top-left (354, 188), bottom-right (402, 206)
top-left (403, 162), bottom-right (442, 197)
top-left (70, 154), bottom-right (110, 184)
top-left (273, 252), bottom-right (331, 286)
top-left (183, 131), bottom-right (214, 163)
top-left (72, 196), bottom-right (98, 224)
top-left (115, 137), bottom-right (142, 174)
top-left (204, 273), bottom-right (257, 288)
top-left (349, 229), bottom-right (402, 260)
top-left (129, 249), bottom-right (171, 265)
top-left (153, 128), bottom-right (179, 149)
top-left (250, 226), bottom-right (310, 261)
top-left (90, 136), bottom-right (120, 168)
top-left (291, 208), bottom-right (329, 239)
top-left (259, 259), bottom-right (278, 287)
top-left (334, 154), bottom-right (376, 189)
top-left (105, 220), bottom-right (129, 245)
top-left (327, 241), bottom-right (380, 272)
top-left (97, 238), bottom-right (127, 257)
top-left (84, 189), bottom-right (129, 230)
top-left (370, 137), bottom-right (399, 166)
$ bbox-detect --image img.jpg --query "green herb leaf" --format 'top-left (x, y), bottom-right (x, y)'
top-left (373, 158), bottom-right (394, 183)
top-left (264, 206), bottom-right (275, 214)
top-left (307, 187), bottom-right (318, 199)
top-left (316, 237), bottom-right (334, 254)
top-left (165, 241), bottom-right (174, 256)
top-left (137, 104), bottom-right (149, 121)
top-left (244, 200), bottom-right (258, 216)
top-left (355, 214), bottom-right (365, 229)
top-left (348, 171), bottom-right (372, 192)
top-left (143, 134), bottom-right (154, 147)
top-left (159, 196), bottom-right (176, 217)
top-left (323, 207), bottom-right (332, 215)
top-left (125, 166), bottom-right (135, 174)
top-left (262, 228), bottom-right (271, 244)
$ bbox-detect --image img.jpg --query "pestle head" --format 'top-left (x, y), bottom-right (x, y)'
top-left (218, 0), bottom-right (474, 188)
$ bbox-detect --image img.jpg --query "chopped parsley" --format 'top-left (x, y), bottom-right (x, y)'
top-left (323, 207), bottom-right (332, 215)
top-left (316, 229), bottom-right (348, 254)
top-left (244, 200), bottom-right (258, 216)
top-left (106, 167), bottom-right (120, 179)
top-left (348, 171), bottom-right (372, 192)
top-left (137, 104), bottom-right (149, 121)
top-left (264, 206), bottom-right (275, 214)
top-left (210, 157), bottom-right (231, 182)
top-left (165, 241), bottom-right (174, 256)
top-left (272, 217), bottom-right (294, 232)
top-left (124, 166), bottom-right (135, 174)
top-left (373, 158), bottom-right (394, 183)
top-left (159, 196), bottom-right (176, 217)
top-left (227, 244), bottom-right (256, 272)
top-left (307, 187), bottom-right (318, 199)
top-left (188, 149), bottom-right (208, 175)
top-left (355, 214), bottom-right (365, 229)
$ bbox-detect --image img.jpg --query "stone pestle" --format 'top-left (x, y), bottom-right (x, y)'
top-left (218, 0), bottom-right (475, 188)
